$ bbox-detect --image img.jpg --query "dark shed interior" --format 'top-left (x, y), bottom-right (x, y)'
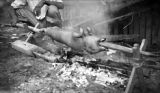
top-left (60, 0), bottom-right (160, 50)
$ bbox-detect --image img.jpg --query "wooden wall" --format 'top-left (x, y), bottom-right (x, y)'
top-left (60, 0), bottom-right (111, 35)
top-left (111, 8), bottom-right (160, 48)
top-left (60, 0), bottom-right (160, 49)
top-left (60, 0), bottom-right (143, 36)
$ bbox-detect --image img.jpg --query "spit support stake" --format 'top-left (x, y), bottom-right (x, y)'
top-left (125, 39), bottom-right (147, 93)
top-left (25, 23), bottom-right (40, 42)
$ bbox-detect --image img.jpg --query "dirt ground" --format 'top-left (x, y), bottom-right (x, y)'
top-left (0, 27), bottom-right (160, 93)
top-left (0, 27), bottom-right (120, 93)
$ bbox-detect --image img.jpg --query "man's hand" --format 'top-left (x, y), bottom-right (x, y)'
top-left (34, 0), bottom-right (45, 16)
top-left (36, 4), bottom-right (48, 20)
top-left (34, 6), bottom-right (41, 16)
top-left (28, 24), bottom-right (45, 33)
top-left (45, 0), bottom-right (64, 9)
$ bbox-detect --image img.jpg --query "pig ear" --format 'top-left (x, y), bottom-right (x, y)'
top-left (80, 27), bottom-right (85, 36)
top-left (86, 27), bottom-right (92, 35)
top-left (73, 29), bottom-right (84, 38)
top-left (73, 32), bottom-right (81, 38)
top-left (80, 27), bottom-right (84, 34)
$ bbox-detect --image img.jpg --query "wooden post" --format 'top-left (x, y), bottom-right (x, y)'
top-left (140, 39), bottom-right (147, 52)
top-left (125, 41), bottom-right (147, 93)
top-left (125, 66), bottom-right (137, 93)
top-left (125, 44), bottom-right (140, 93)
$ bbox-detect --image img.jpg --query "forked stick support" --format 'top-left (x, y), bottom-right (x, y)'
top-left (125, 39), bottom-right (147, 93)
top-left (25, 23), bottom-right (40, 42)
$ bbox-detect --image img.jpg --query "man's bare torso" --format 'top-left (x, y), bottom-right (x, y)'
top-left (11, 0), bottom-right (63, 11)
top-left (11, 0), bottom-right (41, 11)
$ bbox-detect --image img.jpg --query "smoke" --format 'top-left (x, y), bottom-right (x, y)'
top-left (62, 0), bottom-right (112, 35)
top-left (61, 0), bottom-right (143, 36)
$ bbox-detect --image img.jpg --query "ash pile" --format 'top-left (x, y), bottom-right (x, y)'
top-left (15, 48), bottom-right (131, 93)
top-left (56, 56), bottom-right (129, 90)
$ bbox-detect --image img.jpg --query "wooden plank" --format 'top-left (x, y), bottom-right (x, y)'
top-left (136, 68), bottom-right (146, 93)
top-left (129, 17), bottom-right (134, 35)
top-left (123, 26), bottom-right (129, 42)
top-left (125, 66), bottom-right (137, 93)
top-left (114, 22), bottom-right (119, 35)
top-left (152, 12), bottom-right (159, 45)
top-left (118, 21), bottom-right (124, 35)
top-left (125, 37), bottom-right (146, 93)
top-left (123, 25), bottom-right (129, 35)
top-left (110, 22), bottom-right (114, 35)
top-left (158, 24), bottom-right (160, 47)
top-left (139, 12), bottom-right (146, 41)
top-left (157, 14), bottom-right (160, 47)
top-left (140, 39), bottom-right (148, 51)
top-left (128, 16), bottom-right (134, 42)
top-left (124, 25), bottom-right (130, 42)
top-left (122, 17), bottom-right (130, 36)
top-left (133, 14), bottom-right (140, 43)
top-left (146, 12), bottom-right (152, 48)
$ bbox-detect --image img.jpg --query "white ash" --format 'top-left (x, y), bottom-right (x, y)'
top-left (56, 62), bottom-right (128, 88)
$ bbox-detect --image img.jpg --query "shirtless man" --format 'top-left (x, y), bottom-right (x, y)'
top-left (11, 0), bottom-right (64, 28)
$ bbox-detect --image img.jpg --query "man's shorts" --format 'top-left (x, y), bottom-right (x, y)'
top-left (16, 7), bottom-right (46, 28)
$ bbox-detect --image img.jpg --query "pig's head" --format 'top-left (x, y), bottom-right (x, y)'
top-left (73, 27), bottom-right (107, 54)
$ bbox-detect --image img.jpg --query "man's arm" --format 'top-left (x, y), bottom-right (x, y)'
top-left (11, 0), bottom-right (26, 9)
top-left (35, 0), bottom-right (64, 10)
top-left (33, 0), bottom-right (45, 16)
top-left (34, 0), bottom-right (64, 16)
top-left (45, 0), bottom-right (64, 9)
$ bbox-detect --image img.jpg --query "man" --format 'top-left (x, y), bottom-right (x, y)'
top-left (11, 0), bottom-right (64, 28)
top-left (10, 0), bottom-right (64, 54)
